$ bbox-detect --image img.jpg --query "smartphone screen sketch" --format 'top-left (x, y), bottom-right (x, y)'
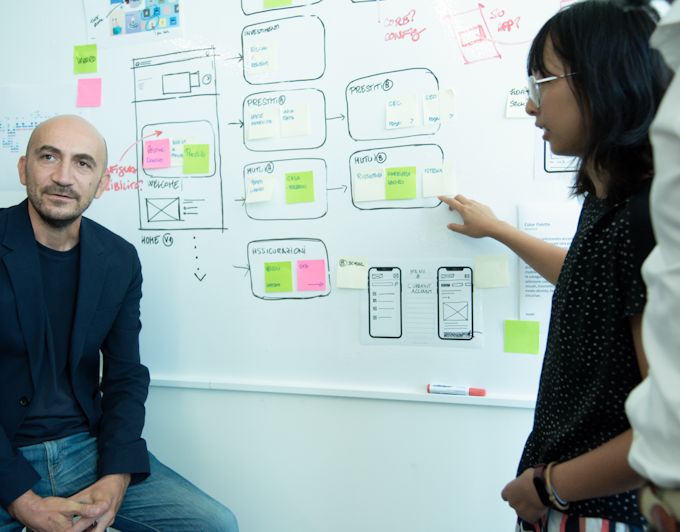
top-left (437, 267), bottom-right (473, 340)
top-left (368, 267), bottom-right (402, 338)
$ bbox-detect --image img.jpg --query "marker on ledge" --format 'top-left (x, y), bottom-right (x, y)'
top-left (427, 384), bottom-right (486, 396)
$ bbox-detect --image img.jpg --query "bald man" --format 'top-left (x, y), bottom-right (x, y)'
top-left (0, 116), bottom-right (237, 532)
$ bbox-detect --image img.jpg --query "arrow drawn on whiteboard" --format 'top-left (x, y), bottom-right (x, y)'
top-left (328, 185), bottom-right (348, 193)
top-left (326, 114), bottom-right (345, 121)
top-left (194, 273), bottom-right (207, 281)
top-left (229, 120), bottom-right (244, 128)
top-left (233, 264), bottom-right (251, 277)
top-left (224, 53), bottom-right (244, 63)
top-left (119, 130), bottom-right (162, 162)
top-left (234, 197), bottom-right (246, 206)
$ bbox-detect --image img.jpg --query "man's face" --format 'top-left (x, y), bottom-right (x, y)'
top-left (18, 117), bottom-right (110, 228)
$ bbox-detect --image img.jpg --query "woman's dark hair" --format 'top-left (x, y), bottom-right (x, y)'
top-left (528, 0), bottom-right (673, 205)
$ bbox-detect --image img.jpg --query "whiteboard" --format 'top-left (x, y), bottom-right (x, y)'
top-left (0, 0), bottom-right (580, 402)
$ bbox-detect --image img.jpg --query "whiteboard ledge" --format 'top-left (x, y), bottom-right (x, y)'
top-left (149, 379), bottom-right (535, 409)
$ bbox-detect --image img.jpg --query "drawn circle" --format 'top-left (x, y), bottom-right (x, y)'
top-left (265, 162), bottom-right (274, 173)
top-left (376, 152), bottom-right (387, 164)
top-left (339, 259), bottom-right (347, 267)
top-left (162, 233), bottom-right (174, 247)
top-left (278, 95), bottom-right (286, 106)
top-left (382, 79), bottom-right (394, 91)
top-left (202, 74), bottom-right (212, 85)
top-left (145, 16), bottom-right (160, 30)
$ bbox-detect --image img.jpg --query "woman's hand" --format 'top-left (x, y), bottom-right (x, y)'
top-left (439, 195), bottom-right (503, 238)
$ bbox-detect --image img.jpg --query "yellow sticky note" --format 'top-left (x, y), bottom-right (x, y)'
top-left (183, 144), bottom-right (210, 174)
top-left (385, 167), bottom-right (416, 200)
top-left (280, 104), bottom-right (310, 138)
top-left (474, 254), bottom-right (510, 288)
top-left (245, 174), bottom-right (276, 203)
top-left (74, 44), bottom-right (97, 74)
top-left (386, 94), bottom-right (418, 129)
top-left (506, 84), bottom-right (530, 118)
top-left (422, 163), bottom-right (455, 198)
top-left (423, 92), bottom-right (440, 125)
top-left (440, 88), bottom-right (456, 123)
top-left (285, 171), bottom-right (314, 203)
top-left (248, 107), bottom-right (278, 140)
top-left (336, 257), bottom-right (368, 289)
top-left (246, 41), bottom-right (277, 75)
top-left (354, 168), bottom-right (386, 202)
top-left (504, 320), bottom-right (540, 354)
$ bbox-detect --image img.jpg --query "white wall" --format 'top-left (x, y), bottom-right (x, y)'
top-left (143, 386), bottom-right (534, 531)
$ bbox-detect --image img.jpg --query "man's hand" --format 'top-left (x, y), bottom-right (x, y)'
top-left (501, 468), bottom-right (549, 524)
top-left (6, 489), bottom-right (102, 532)
top-left (67, 474), bottom-right (131, 532)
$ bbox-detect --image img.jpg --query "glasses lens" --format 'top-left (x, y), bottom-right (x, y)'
top-left (527, 75), bottom-right (540, 107)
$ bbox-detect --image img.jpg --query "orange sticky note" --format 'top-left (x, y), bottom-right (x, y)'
top-left (77, 78), bottom-right (102, 107)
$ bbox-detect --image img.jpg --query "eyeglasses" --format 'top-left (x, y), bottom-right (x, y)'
top-left (526, 72), bottom-right (577, 108)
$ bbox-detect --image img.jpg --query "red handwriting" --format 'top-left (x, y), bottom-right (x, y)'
top-left (498, 17), bottom-right (520, 32)
top-left (383, 9), bottom-right (416, 27)
top-left (105, 179), bottom-right (143, 192)
top-left (383, 8), bottom-right (424, 42)
top-left (489, 8), bottom-right (505, 19)
top-left (107, 164), bottom-right (137, 178)
top-left (385, 27), bottom-right (426, 42)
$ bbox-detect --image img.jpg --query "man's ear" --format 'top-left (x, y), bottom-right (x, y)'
top-left (94, 171), bottom-right (111, 199)
top-left (18, 156), bottom-right (27, 186)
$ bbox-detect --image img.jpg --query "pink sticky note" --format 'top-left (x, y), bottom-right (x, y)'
top-left (143, 139), bottom-right (171, 169)
top-left (76, 78), bottom-right (102, 107)
top-left (296, 260), bottom-right (327, 291)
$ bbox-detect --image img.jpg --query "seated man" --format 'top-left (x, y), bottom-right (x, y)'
top-left (0, 115), bottom-right (238, 532)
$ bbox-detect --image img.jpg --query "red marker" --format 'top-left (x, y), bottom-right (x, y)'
top-left (427, 384), bottom-right (486, 396)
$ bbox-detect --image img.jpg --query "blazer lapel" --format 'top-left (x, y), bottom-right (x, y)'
top-left (69, 218), bottom-right (107, 369)
top-left (1, 201), bottom-right (47, 384)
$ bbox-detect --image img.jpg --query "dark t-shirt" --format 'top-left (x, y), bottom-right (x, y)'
top-left (13, 242), bottom-right (89, 446)
top-left (518, 180), bottom-right (655, 526)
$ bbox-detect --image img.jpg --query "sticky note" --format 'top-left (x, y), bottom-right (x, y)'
top-left (385, 167), bottom-right (417, 200)
top-left (423, 92), bottom-right (440, 125)
top-left (285, 171), bottom-right (314, 204)
top-left (143, 139), bottom-right (171, 169)
top-left (280, 104), bottom-right (310, 138)
top-left (74, 44), bottom-right (98, 74)
top-left (246, 41), bottom-right (277, 75)
top-left (183, 144), bottom-right (210, 174)
top-left (506, 84), bottom-right (530, 118)
top-left (440, 88), bottom-right (457, 122)
top-left (422, 163), bottom-right (456, 197)
top-left (354, 168), bottom-right (386, 202)
top-left (76, 78), bottom-right (102, 108)
top-left (245, 173), bottom-right (276, 203)
top-left (297, 259), bottom-right (327, 291)
top-left (265, 0), bottom-right (293, 8)
top-left (386, 94), bottom-right (418, 129)
top-left (264, 262), bottom-right (293, 292)
top-left (248, 107), bottom-right (278, 140)
top-left (336, 257), bottom-right (368, 289)
top-left (474, 254), bottom-right (510, 288)
top-left (504, 320), bottom-right (540, 354)
top-left (170, 136), bottom-right (195, 167)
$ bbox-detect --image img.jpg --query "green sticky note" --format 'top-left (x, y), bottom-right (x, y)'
top-left (504, 320), bottom-right (540, 354)
top-left (74, 45), bottom-right (98, 74)
top-left (285, 171), bottom-right (314, 204)
top-left (385, 167), bottom-right (417, 200)
top-left (264, 0), bottom-right (293, 8)
top-left (183, 144), bottom-right (210, 174)
top-left (264, 262), bottom-right (293, 292)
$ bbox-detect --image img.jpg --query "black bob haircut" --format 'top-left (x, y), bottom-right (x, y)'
top-left (528, 0), bottom-right (673, 205)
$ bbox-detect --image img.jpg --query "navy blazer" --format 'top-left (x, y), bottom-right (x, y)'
top-left (0, 200), bottom-right (150, 507)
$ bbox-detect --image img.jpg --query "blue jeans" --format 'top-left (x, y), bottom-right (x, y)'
top-left (0, 432), bottom-right (238, 532)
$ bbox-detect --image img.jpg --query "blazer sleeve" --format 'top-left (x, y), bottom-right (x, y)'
top-left (96, 247), bottom-right (151, 484)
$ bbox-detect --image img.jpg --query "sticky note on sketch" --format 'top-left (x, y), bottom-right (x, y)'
top-left (143, 139), bottom-right (170, 169)
top-left (76, 78), bottom-right (102, 108)
top-left (280, 104), bottom-right (310, 138)
top-left (474, 254), bottom-right (510, 288)
top-left (245, 174), bottom-right (276, 204)
top-left (385, 167), bottom-right (416, 200)
top-left (336, 257), bottom-right (368, 289)
top-left (386, 94), bottom-right (417, 129)
top-left (248, 107), bottom-right (278, 140)
top-left (246, 41), bottom-right (276, 75)
top-left (265, 261), bottom-right (293, 292)
top-left (297, 260), bottom-right (327, 291)
top-left (440, 88), bottom-right (456, 122)
top-left (170, 136), bottom-right (196, 167)
top-left (504, 320), bottom-right (540, 354)
top-left (354, 168), bottom-right (386, 202)
top-left (422, 163), bottom-right (455, 197)
top-left (265, 0), bottom-right (293, 7)
top-left (74, 44), bottom-right (97, 74)
top-left (183, 144), bottom-right (210, 174)
top-left (423, 92), bottom-right (440, 125)
top-left (285, 171), bottom-right (314, 203)
top-left (506, 84), bottom-right (530, 118)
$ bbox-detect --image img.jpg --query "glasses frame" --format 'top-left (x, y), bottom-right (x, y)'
top-left (526, 72), bottom-right (577, 108)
